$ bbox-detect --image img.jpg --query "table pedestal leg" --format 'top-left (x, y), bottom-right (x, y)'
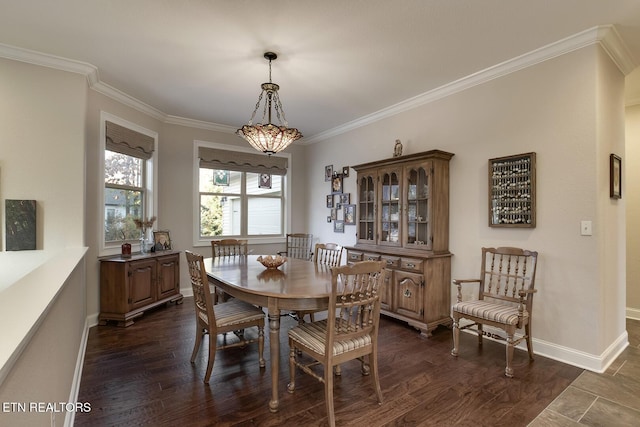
top-left (268, 308), bottom-right (281, 413)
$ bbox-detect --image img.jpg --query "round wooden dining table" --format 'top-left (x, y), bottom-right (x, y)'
top-left (204, 255), bottom-right (333, 412)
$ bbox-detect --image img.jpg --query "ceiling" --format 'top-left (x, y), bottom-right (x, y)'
top-left (1, 0), bottom-right (640, 143)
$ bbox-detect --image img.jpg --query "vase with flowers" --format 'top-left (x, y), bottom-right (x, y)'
top-left (133, 216), bottom-right (156, 253)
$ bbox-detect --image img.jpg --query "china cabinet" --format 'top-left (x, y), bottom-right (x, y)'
top-left (99, 251), bottom-right (183, 327)
top-left (345, 150), bottom-right (454, 337)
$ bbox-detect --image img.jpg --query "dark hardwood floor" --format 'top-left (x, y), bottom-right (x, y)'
top-left (76, 298), bottom-right (582, 426)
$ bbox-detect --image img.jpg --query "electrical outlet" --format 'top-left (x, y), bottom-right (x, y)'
top-left (581, 220), bottom-right (592, 236)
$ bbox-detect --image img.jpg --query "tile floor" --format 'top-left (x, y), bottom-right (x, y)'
top-left (529, 319), bottom-right (640, 426)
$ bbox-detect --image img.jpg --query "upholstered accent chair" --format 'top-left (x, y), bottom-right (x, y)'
top-left (185, 251), bottom-right (265, 384)
top-left (451, 247), bottom-right (538, 377)
top-left (278, 233), bottom-right (313, 260)
top-left (287, 260), bottom-right (386, 427)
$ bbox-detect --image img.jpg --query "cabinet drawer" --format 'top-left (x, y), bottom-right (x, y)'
top-left (346, 250), bottom-right (363, 263)
top-left (381, 255), bottom-right (400, 269)
top-left (400, 257), bottom-right (423, 272)
top-left (363, 253), bottom-right (382, 261)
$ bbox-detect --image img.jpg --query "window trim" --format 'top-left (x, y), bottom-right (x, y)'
top-left (99, 112), bottom-right (158, 256)
top-left (193, 140), bottom-right (291, 246)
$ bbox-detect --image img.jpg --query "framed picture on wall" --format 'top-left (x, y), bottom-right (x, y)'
top-left (344, 204), bottom-right (356, 225)
top-left (325, 165), bottom-right (333, 182)
top-left (610, 153), bottom-right (622, 199)
top-left (331, 173), bottom-right (343, 194)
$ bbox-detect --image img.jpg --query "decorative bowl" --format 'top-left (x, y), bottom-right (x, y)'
top-left (257, 255), bottom-right (287, 269)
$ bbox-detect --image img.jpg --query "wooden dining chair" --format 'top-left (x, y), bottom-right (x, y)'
top-left (210, 239), bottom-right (248, 303)
top-left (287, 260), bottom-right (386, 427)
top-left (451, 247), bottom-right (538, 377)
top-left (211, 238), bottom-right (248, 257)
top-left (295, 243), bottom-right (344, 324)
top-left (185, 250), bottom-right (265, 384)
top-left (278, 233), bottom-right (313, 260)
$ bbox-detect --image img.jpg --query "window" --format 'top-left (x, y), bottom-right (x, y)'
top-left (104, 150), bottom-right (145, 241)
top-left (196, 143), bottom-right (289, 242)
top-left (100, 114), bottom-right (157, 251)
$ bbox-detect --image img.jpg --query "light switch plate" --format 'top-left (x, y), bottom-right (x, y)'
top-left (581, 220), bottom-right (592, 236)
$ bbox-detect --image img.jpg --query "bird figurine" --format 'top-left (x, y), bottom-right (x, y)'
top-left (393, 139), bottom-right (403, 157)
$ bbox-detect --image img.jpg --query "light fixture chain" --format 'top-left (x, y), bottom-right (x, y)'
top-left (247, 90), bottom-right (265, 125)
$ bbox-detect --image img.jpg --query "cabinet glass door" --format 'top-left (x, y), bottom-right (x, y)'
top-left (380, 169), bottom-right (401, 247)
top-left (357, 174), bottom-right (376, 243)
top-left (405, 164), bottom-right (431, 249)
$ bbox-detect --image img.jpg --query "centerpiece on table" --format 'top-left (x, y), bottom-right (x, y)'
top-left (256, 255), bottom-right (287, 270)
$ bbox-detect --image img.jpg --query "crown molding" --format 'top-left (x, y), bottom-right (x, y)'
top-left (304, 25), bottom-right (638, 144)
top-left (164, 115), bottom-right (238, 133)
top-left (2, 25), bottom-right (636, 143)
top-left (91, 80), bottom-right (167, 121)
top-left (0, 42), bottom-right (98, 81)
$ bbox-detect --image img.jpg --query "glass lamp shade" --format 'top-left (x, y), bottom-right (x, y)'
top-left (237, 123), bottom-right (302, 155)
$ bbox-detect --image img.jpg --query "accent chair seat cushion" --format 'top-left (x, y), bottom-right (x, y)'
top-left (452, 300), bottom-right (529, 326)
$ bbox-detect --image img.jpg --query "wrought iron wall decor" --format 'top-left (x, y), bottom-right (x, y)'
top-left (488, 152), bottom-right (536, 228)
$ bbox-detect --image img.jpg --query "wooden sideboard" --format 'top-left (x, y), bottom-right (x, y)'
top-left (99, 251), bottom-right (183, 327)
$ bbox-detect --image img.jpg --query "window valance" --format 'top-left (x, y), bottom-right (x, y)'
top-left (106, 121), bottom-right (155, 160)
top-left (198, 147), bottom-right (288, 176)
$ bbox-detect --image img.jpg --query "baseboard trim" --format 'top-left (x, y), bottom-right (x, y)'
top-left (64, 318), bottom-right (91, 427)
top-left (458, 321), bottom-right (629, 374)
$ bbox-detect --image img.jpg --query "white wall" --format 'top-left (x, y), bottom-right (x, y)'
top-left (626, 101), bottom-right (640, 317)
top-left (0, 57), bottom-right (87, 424)
top-left (304, 45), bottom-right (627, 370)
top-left (0, 58), bottom-right (86, 249)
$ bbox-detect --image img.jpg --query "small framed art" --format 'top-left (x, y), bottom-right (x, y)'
top-left (610, 154), bottom-right (622, 199)
top-left (259, 173), bottom-right (272, 189)
top-left (344, 204), bottom-right (356, 225)
top-left (153, 230), bottom-right (172, 251)
top-left (334, 220), bottom-right (345, 233)
top-left (331, 173), bottom-right (343, 194)
top-left (326, 195), bottom-right (334, 208)
top-left (214, 170), bottom-right (230, 186)
top-left (325, 165), bottom-right (333, 182)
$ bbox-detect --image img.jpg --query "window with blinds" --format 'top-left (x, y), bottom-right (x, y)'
top-left (103, 118), bottom-right (156, 244)
top-left (197, 145), bottom-right (288, 239)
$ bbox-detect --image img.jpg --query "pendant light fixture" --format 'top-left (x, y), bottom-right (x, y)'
top-left (236, 52), bottom-right (303, 155)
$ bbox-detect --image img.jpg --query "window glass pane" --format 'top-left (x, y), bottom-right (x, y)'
top-left (104, 188), bottom-right (143, 241)
top-left (247, 172), bottom-right (282, 196)
top-left (105, 150), bottom-right (143, 187)
top-left (248, 197), bottom-right (282, 235)
top-left (200, 194), bottom-right (241, 237)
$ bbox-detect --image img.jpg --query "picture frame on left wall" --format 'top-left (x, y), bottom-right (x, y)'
top-left (610, 153), bottom-right (622, 199)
